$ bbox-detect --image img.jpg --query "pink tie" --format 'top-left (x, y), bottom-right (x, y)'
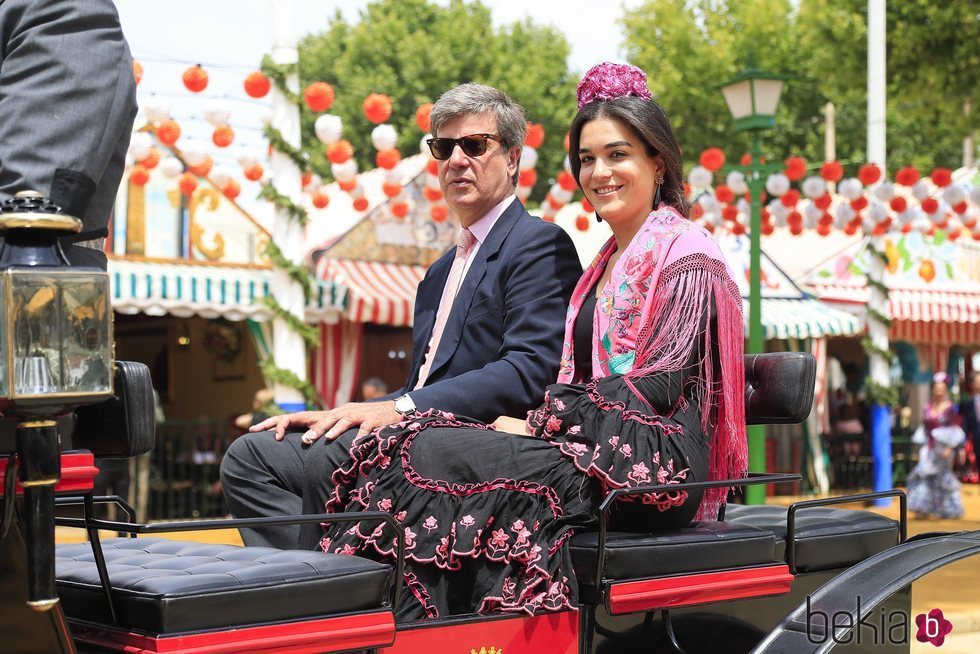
top-left (415, 229), bottom-right (476, 389)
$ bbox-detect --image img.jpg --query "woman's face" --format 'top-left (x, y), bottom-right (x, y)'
top-left (932, 381), bottom-right (948, 399)
top-left (577, 117), bottom-right (663, 230)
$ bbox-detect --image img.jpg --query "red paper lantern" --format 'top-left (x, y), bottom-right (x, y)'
top-left (546, 194), bottom-right (563, 211)
top-left (889, 196), bottom-right (907, 213)
top-left (423, 187), bottom-right (443, 202)
top-left (575, 214), bottom-right (590, 232)
top-left (721, 205), bottom-right (738, 222)
top-left (704, 222), bottom-right (716, 234)
top-left (133, 60), bottom-right (144, 85)
top-left (326, 140), bottom-right (354, 164)
top-left (780, 189), bottom-right (800, 208)
top-left (817, 223), bottom-right (832, 237)
top-left (818, 212), bottom-right (834, 226)
top-left (244, 71), bottom-right (271, 98)
top-left (244, 163), bottom-right (264, 181)
top-left (156, 120), bottom-right (181, 147)
top-left (415, 103), bottom-right (433, 132)
top-left (182, 64), bottom-right (209, 93)
top-left (304, 82), bottom-right (335, 113)
top-left (376, 148), bottom-right (401, 170)
top-left (178, 172), bottom-right (198, 196)
top-left (557, 170), bottom-right (577, 191)
top-left (338, 179), bottom-right (358, 192)
top-left (382, 182), bottom-right (403, 198)
top-left (221, 180), bottom-right (241, 200)
top-left (212, 125), bottom-right (235, 148)
top-left (699, 147), bottom-right (725, 172)
top-left (740, 153), bottom-right (752, 166)
top-left (894, 166), bottom-right (920, 186)
top-left (787, 210), bottom-right (803, 228)
top-left (784, 157), bottom-right (808, 181)
top-left (690, 203), bottom-right (704, 220)
top-left (426, 159), bottom-right (439, 175)
top-left (850, 196), bottom-right (868, 211)
top-left (518, 169), bottom-right (538, 188)
top-left (391, 202), bottom-right (410, 219)
top-left (139, 148), bottom-right (160, 170)
top-left (312, 191), bottom-right (330, 209)
top-left (814, 193), bottom-right (833, 210)
top-left (948, 227), bottom-right (962, 241)
top-left (761, 221), bottom-right (774, 236)
top-left (820, 161), bottom-right (844, 182)
top-left (731, 222), bottom-right (746, 236)
top-left (352, 197), bottom-right (369, 212)
top-left (430, 204), bottom-right (448, 223)
top-left (129, 165), bottom-right (150, 186)
top-left (301, 171), bottom-right (313, 188)
top-left (858, 164), bottom-right (881, 186)
top-left (715, 185), bottom-right (735, 204)
top-left (563, 132), bottom-right (570, 152)
top-left (525, 123), bottom-right (545, 149)
top-left (844, 222), bottom-right (859, 236)
top-left (581, 197), bottom-right (594, 213)
top-left (789, 222), bottom-right (804, 236)
top-left (921, 198), bottom-right (939, 214)
top-left (188, 155), bottom-right (212, 178)
top-left (684, 182), bottom-right (692, 197)
top-left (953, 201), bottom-right (968, 214)
top-left (363, 93), bottom-right (392, 124)
top-left (901, 223), bottom-right (912, 234)
top-left (541, 215), bottom-right (555, 223)
top-left (930, 167), bottom-right (953, 188)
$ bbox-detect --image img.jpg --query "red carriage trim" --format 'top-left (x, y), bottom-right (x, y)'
top-left (68, 610), bottom-right (395, 653)
top-left (0, 452), bottom-right (98, 497)
top-left (607, 564), bottom-right (793, 615)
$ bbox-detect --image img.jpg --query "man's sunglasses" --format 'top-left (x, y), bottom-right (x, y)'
top-left (426, 133), bottom-right (502, 160)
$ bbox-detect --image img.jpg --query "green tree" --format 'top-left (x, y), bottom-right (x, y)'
top-left (296, 0), bottom-right (578, 200)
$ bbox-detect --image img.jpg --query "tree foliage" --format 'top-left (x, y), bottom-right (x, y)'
top-left (621, 0), bottom-right (978, 174)
top-left (297, 0), bottom-right (578, 199)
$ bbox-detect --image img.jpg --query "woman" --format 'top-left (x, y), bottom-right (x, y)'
top-left (314, 62), bottom-right (746, 620)
top-left (907, 373), bottom-right (965, 519)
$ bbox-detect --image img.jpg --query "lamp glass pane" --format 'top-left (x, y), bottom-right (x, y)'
top-left (753, 79), bottom-right (784, 116)
top-left (60, 276), bottom-right (111, 394)
top-left (721, 80), bottom-right (754, 120)
top-left (10, 275), bottom-right (62, 395)
top-left (0, 275), bottom-right (6, 398)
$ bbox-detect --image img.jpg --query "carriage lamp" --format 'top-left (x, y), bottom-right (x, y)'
top-left (0, 190), bottom-right (114, 611)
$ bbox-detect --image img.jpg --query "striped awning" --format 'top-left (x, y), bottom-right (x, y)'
top-left (750, 298), bottom-right (864, 340)
top-left (316, 258), bottom-right (426, 327)
top-left (810, 284), bottom-right (980, 323)
top-left (108, 258), bottom-right (343, 322)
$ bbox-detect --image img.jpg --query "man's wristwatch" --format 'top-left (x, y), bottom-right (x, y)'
top-left (394, 393), bottom-right (416, 415)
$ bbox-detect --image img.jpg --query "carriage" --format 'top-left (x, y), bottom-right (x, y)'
top-left (2, 352), bottom-right (978, 654)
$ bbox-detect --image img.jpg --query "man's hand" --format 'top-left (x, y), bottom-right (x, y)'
top-left (250, 401), bottom-right (403, 443)
top-left (491, 415), bottom-right (531, 435)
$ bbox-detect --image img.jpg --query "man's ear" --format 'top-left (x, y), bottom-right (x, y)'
top-left (508, 145), bottom-right (522, 175)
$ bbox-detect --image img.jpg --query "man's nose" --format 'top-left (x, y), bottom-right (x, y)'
top-left (448, 143), bottom-right (470, 167)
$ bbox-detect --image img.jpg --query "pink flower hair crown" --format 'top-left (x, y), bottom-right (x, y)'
top-left (576, 61), bottom-right (652, 110)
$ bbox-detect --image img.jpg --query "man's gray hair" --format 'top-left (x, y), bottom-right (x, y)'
top-left (429, 83), bottom-right (528, 154)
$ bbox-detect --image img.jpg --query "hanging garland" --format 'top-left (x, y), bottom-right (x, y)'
top-left (258, 181), bottom-right (309, 228)
top-left (260, 295), bottom-right (319, 346)
top-left (259, 55), bottom-right (301, 106)
top-left (862, 238), bottom-right (898, 406)
top-left (261, 240), bottom-right (314, 301)
top-left (263, 124), bottom-right (331, 179)
top-left (259, 358), bottom-right (318, 406)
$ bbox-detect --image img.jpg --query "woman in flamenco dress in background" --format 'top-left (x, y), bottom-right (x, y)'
top-left (907, 373), bottom-right (965, 519)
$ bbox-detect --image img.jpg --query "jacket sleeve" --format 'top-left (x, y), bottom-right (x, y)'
top-left (408, 222), bottom-right (582, 421)
top-left (0, 0), bottom-right (137, 238)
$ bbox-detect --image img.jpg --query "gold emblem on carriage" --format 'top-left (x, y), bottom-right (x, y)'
top-left (470, 647), bottom-right (502, 654)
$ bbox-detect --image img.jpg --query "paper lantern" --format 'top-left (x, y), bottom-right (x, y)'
top-left (363, 93), bottom-right (392, 124)
top-left (182, 64), bottom-right (209, 93)
top-left (212, 125), bottom-right (235, 148)
top-left (143, 96), bottom-right (171, 124)
top-left (178, 172), bottom-right (198, 196)
top-left (726, 171), bottom-right (748, 195)
top-left (353, 197), bottom-right (369, 212)
top-left (688, 166), bottom-right (713, 189)
top-left (930, 168), bottom-right (953, 188)
top-left (312, 191), bottom-right (330, 209)
top-left (376, 148), bottom-right (401, 170)
top-left (858, 164), bottom-right (881, 186)
top-left (814, 194), bottom-right (832, 210)
top-left (519, 169), bottom-right (538, 188)
top-left (138, 147), bottom-right (161, 170)
top-left (426, 159), bottom-right (439, 175)
top-left (784, 156), bottom-right (807, 181)
top-left (780, 189), bottom-right (800, 208)
top-left (715, 185), bottom-right (734, 204)
top-left (314, 114), bottom-right (343, 144)
top-left (873, 181), bottom-right (895, 202)
top-left (573, 214), bottom-right (589, 232)
top-left (581, 198), bottom-right (594, 213)
top-left (326, 140), bottom-right (354, 164)
top-left (526, 123), bottom-right (545, 149)
top-left (557, 170), bottom-right (577, 192)
top-left (894, 167), bottom-right (920, 186)
top-left (371, 124), bottom-right (399, 151)
top-left (156, 120), bottom-right (181, 147)
top-left (563, 132), bottom-right (570, 152)
top-left (210, 166), bottom-right (233, 187)
top-left (188, 155), bottom-right (213, 178)
top-left (801, 176), bottom-right (827, 199)
top-left (699, 147), bottom-right (725, 172)
top-left (338, 179), bottom-right (358, 192)
top-left (128, 132), bottom-right (153, 161)
top-left (721, 205), bottom-right (738, 222)
top-left (921, 198), bottom-right (939, 215)
top-left (331, 160), bottom-right (358, 182)
top-left (519, 146), bottom-right (538, 172)
top-left (740, 153), bottom-right (753, 166)
top-left (160, 157), bottom-right (183, 178)
top-left (133, 60), bottom-right (144, 85)
top-left (221, 180), bottom-right (241, 200)
top-left (919, 260), bottom-right (936, 283)
top-left (423, 187), bottom-right (443, 202)
top-left (416, 103), bottom-right (433, 132)
top-left (391, 201), bottom-right (410, 218)
top-left (243, 163), bottom-right (264, 181)
top-left (244, 71), bottom-right (271, 98)
top-left (953, 201), bottom-right (968, 215)
top-left (546, 194), bottom-right (563, 211)
top-left (889, 196), bottom-right (907, 213)
top-left (430, 204), bottom-right (448, 223)
top-left (819, 161), bottom-right (843, 182)
top-left (305, 82), bottom-right (335, 112)
top-left (129, 165), bottom-right (150, 186)
top-left (850, 196), bottom-right (868, 211)
top-left (838, 178), bottom-right (863, 200)
top-left (203, 99), bottom-right (232, 126)
top-left (765, 173), bottom-right (790, 197)
top-left (382, 182), bottom-right (403, 198)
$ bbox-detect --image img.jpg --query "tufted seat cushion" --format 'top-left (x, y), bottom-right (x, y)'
top-left (569, 521), bottom-right (777, 588)
top-left (724, 504), bottom-right (900, 572)
top-left (56, 538), bottom-right (392, 634)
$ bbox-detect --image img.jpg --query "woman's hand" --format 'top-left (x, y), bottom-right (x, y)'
top-left (491, 416), bottom-right (531, 435)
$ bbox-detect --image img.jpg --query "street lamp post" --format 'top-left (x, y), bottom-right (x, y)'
top-left (720, 67), bottom-right (786, 505)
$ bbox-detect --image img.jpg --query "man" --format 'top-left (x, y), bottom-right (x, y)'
top-left (0, 0), bottom-right (137, 270)
top-left (360, 377), bottom-right (389, 401)
top-left (221, 83), bottom-right (582, 549)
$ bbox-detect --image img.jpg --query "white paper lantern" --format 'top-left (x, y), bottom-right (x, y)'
top-left (838, 178), bottom-right (863, 200)
top-left (946, 217), bottom-right (962, 234)
top-left (426, 173), bottom-right (440, 190)
top-left (519, 146), bottom-right (538, 172)
top-left (181, 140), bottom-right (207, 167)
top-left (371, 124), bottom-right (398, 151)
top-left (564, 155), bottom-right (572, 173)
top-left (303, 173), bottom-right (322, 193)
top-left (942, 185), bottom-right (966, 207)
top-left (930, 202), bottom-right (951, 224)
top-left (867, 202), bottom-right (889, 223)
top-left (420, 135), bottom-right (433, 158)
top-left (765, 173), bottom-right (790, 197)
top-left (688, 166), bottom-right (713, 189)
top-left (913, 217), bottom-right (932, 233)
top-left (872, 181), bottom-right (894, 202)
top-left (234, 146), bottom-right (258, 168)
top-left (210, 165), bottom-right (233, 187)
top-left (767, 199), bottom-right (788, 220)
top-left (698, 194), bottom-right (720, 214)
top-left (384, 169), bottom-right (402, 185)
top-left (128, 132), bottom-right (153, 161)
top-left (203, 99), bottom-right (232, 126)
top-left (331, 159), bottom-right (358, 182)
top-left (736, 198), bottom-right (750, 216)
top-left (911, 181), bottom-right (930, 201)
top-left (836, 203), bottom-right (856, 226)
top-left (726, 171), bottom-right (748, 195)
top-left (160, 157), bottom-right (183, 178)
top-left (801, 176), bottom-right (827, 199)
top-left (896, 209), bottom-right (916, 225)
top-left (862, 216), bottom-right (877, 233)
top-left (551, 185), bottom-right (574, 205)
top-left (143, 96), bottom-right (171, 124)
top-left (970, 186), bottom-right (980, 206)
top-left (314, 114), bottom-right (343, 144)
top-left (516, 185), bottom-right (532, 202)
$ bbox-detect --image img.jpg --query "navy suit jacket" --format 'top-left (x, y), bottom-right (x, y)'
top-left (399, 199), bottom-right (581, 422)
top-left (961, 395), bottom-right (980, 447)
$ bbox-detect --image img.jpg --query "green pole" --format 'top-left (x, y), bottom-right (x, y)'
top-left (745, 135), bottom-right (767, 505)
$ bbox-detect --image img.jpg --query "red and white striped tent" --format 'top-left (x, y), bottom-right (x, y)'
top-left (315, 258), bottom-right (426, 328)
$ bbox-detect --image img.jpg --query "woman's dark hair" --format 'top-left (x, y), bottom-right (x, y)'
top-left (568, 96), bottom-right (690, 218)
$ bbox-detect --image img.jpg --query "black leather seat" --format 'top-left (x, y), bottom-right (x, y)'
top-left (724, 504), bottom-right (900, 573)
top-left (570, 521), bottom-right (777, 588)
top-left (56, 538), bottom-right (392, 633)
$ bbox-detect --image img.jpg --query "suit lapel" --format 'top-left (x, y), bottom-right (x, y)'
top-left (425, 200), bottom-right (525, 379)
top-left (408, 250), bottom-right (454, 385)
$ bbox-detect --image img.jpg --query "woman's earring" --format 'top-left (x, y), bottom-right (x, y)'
top-left (653, 175), bottom-right (665, 208)
top-left (595, 212), bottom-right (603, 223)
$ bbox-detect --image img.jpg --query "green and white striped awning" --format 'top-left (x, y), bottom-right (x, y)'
top-left (108, 257), bottom-right (344, 322)
top-left (750, 297), bottom-right (863, 340)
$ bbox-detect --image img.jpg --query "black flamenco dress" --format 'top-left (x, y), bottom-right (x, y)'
top-left (315, 279), bottom-right (714, 622)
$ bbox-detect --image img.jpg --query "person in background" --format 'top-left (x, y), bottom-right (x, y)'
top-left (234, 388), bottom-right (280, 431)
top-left (907, 373), bottom-right (965, 519)
top-left (360, 377), bottom-right (389, 401)
top-left (957, 371), bottom-right (980, 483)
